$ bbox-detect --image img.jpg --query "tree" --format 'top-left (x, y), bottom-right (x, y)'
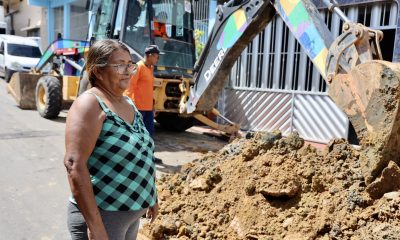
top-left (194, 29), bottom-right (205, 59)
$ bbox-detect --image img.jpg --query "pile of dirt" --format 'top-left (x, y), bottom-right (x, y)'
top-left (141, 132), bottom-right (400, 239)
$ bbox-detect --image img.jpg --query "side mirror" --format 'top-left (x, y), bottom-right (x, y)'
top-left (0, 48), bottom-right (3, 55)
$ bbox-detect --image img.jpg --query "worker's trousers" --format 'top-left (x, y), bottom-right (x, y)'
top-left (139, 110), bottom-right (154, 138)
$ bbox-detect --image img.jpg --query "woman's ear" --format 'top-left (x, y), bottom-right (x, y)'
top-left (92, 67), bottom-right (103, 82)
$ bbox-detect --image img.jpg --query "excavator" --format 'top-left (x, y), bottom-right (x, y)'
top-left (6, 0), bottom-right (400, 184)
top-left (189, 0), bottom-right (399, 185)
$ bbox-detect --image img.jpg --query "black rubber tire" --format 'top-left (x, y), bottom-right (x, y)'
top-left (77, 70), bottom-right (90, 96)
top-left (4, 68), bottom-right (11, 82)
top-left (35, 76), bottom-right (62, 119)
top-left (155, 112), bottom-right (195, 132)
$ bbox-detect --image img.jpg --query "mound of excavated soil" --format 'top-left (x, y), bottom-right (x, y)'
top-left (141, 132), bottom-right (400, 240)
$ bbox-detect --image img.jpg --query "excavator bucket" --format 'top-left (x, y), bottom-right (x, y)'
top-left (328, 60), bottom-right (400, 183)
top-left (7, 72), bottom-right (42, 109)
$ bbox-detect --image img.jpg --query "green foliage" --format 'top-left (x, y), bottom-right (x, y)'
top-left (194, 29), bottom-right (205, 59)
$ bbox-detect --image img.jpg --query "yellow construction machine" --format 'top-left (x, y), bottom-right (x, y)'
top-left (7, 39), bottom-right (89, 118)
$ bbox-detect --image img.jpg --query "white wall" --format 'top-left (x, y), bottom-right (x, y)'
top-left (0, 6), bottom-right (5, 22)
top-left (5, 0), bottom-right (42, 36)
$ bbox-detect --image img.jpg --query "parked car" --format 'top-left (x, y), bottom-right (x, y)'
top-left (0, 35), bottom-right (42, 82)
top-left (27, 36), bottom-right (41, 50)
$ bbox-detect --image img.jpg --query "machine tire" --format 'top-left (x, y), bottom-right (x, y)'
top-left (155, 112), bottom-right (195, 132)
top-left (4, 68), bottom-right (11, 82)
top-left (35, 76), bottom-right (62, 119)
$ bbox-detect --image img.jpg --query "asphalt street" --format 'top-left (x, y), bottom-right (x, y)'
top-left (0, 79), bottom-right (70, 239)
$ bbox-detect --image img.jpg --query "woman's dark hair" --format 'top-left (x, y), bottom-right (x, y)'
top-left (86, 39), bottom-right (130, 86)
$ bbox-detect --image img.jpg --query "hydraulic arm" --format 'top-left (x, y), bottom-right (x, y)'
top-left (184, 0), bottom-right (334, 114)
top-left (34, 39), bottom-right (89, 72)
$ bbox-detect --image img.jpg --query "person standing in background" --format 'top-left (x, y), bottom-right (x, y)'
top-left (153, 12), bottom-right (169, 39)
top-left (125, 45), bottom-right (164, 164)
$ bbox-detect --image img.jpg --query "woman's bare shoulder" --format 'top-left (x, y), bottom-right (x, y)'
top-left (68, 91), bottom-right (104, 122)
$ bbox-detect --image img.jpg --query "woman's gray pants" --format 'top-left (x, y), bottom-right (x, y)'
top-left (67, 202), bottom-right (146, 240)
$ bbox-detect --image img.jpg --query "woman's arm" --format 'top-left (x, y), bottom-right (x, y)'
top-left (64, 94), bottom-right (108, 240)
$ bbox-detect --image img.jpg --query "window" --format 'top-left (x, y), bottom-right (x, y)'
top-left (70, 4), bottom-right (89, 40)
top-left (151, 0), bottom-right (195, 69)
top-left (54, 6), bottom-right (63, 38)
top-left (122, 0), bottom-right (150, 56)
top-left (7, 44), bottom-right (41, 58)
top-left (122, 0), bottom-right (196, 70)
top-left (92, 0), bottom-right (114, 39)
top-left (112, 0), bottom-right (127, 39)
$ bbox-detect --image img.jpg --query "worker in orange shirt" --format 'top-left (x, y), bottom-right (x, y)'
top-left (153, 12), bottom-right (168, 39)
top-left (125, 45), bottom-right (163, 140)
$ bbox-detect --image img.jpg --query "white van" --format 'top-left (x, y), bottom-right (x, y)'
top-left (0, 35), bottom-right (42, 82)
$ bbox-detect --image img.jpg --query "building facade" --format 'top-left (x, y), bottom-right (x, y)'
top-left (28, 0), bottom-right (88, 48)
top-left (3, 0), bottom-right (41, 37)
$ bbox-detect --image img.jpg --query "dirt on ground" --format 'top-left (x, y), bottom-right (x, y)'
top-left (141, 131), bottom-right (400, 240)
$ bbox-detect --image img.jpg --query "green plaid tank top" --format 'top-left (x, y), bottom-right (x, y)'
top-left (88, 94), bottom-right (157, 211)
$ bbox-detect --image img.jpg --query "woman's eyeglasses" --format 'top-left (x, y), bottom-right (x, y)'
top-left (96, 63), bottom-right (138, 74)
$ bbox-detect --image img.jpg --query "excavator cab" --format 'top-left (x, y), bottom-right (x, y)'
top-left (92, 0), bottom-right (196, 78)
top-left (130, 0), bottom-right (195, 78)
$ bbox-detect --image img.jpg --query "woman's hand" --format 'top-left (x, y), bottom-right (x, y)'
top-left (88, 227), bottom-right (109, 240)
top-left (146, 203), bottom-right (159, 224)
